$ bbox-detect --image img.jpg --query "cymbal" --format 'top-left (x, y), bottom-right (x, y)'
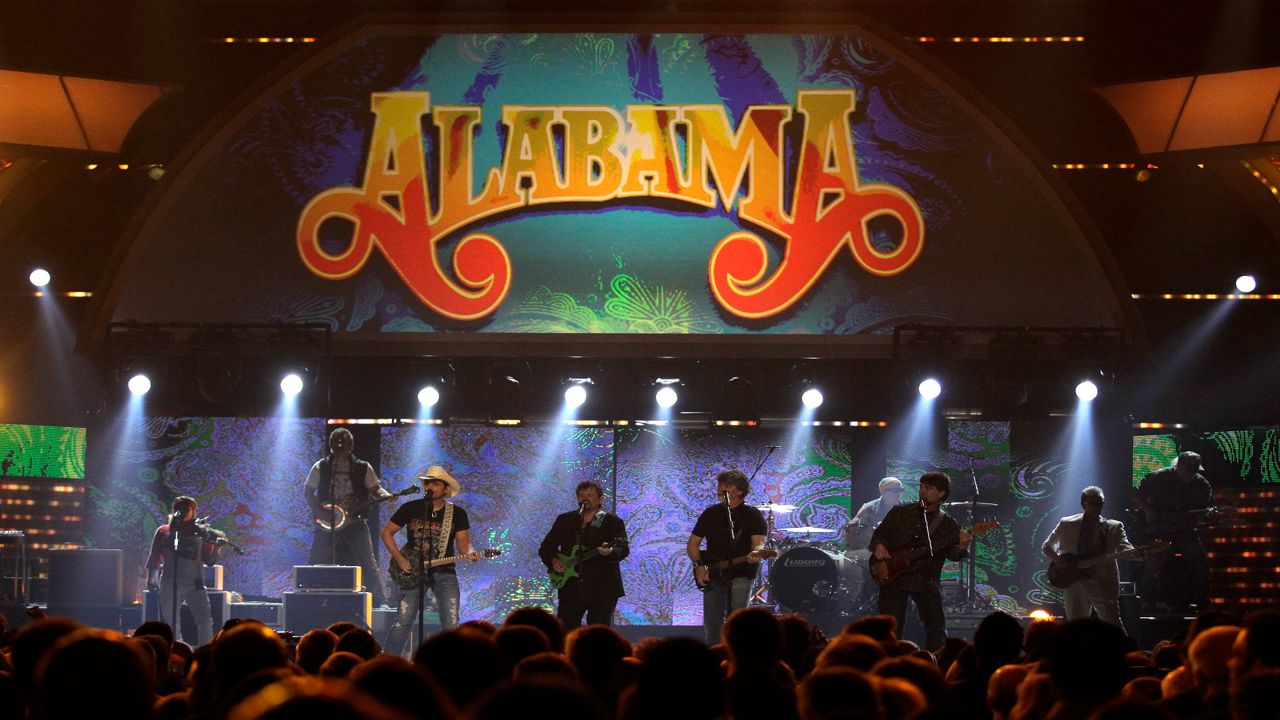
top-left (779, 526), bottom-right (837, 534)
top-left (943, 501), bottom-right (999, 508)
top-left (757, 503), bottom-right (798, 513)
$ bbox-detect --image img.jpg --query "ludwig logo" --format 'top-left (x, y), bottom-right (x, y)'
top-left (783, 558), bottom-right (828, 567)
top-left (297, 89), bottom-right (924, 322)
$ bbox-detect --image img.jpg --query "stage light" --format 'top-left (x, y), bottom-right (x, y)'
top-left (565, 383), bottom-right (587, 408)
top-left (418, 386), bottom-right (440, 407)
top-left (801, 388), bottom-right (824, 409)
top-left (127, 374), bottom-right (151, 396)
top-left (918, 378), bottom-right (942, 399)
top-left (1236, 275), bottom-right (1258, 293)
top-left (29, 268), bottom-right (51, 288)
top-left (1075, 380), bottom-right (1099, 401)
top-left (656, 386), bottom-right (678, 408)
top-left (280, 373), bottom-right (304, 397)
top-left (1028, 609), bottom-right (1054, 622)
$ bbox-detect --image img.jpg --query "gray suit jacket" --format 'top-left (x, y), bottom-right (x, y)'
top-left (1042, 513), bottom-right (1133, 592)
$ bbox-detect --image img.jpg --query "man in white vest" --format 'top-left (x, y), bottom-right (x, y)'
top-left (1042, 486), bottom-right (1133, 632)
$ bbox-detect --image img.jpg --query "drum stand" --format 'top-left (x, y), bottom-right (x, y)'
top-left (748, 504), bottom-right (782, 607)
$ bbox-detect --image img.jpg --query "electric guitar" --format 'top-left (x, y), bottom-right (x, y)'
top-left (1047, 540), bottom-right (1170, 589)
top-left (693, 549), bottom-right (778, 591)
top-left (869, 521), bottom-right (1000, 586)
top-left (548, 543), bottom-right (612, 588)
top-left (389, 548), bottom-right (502, 590)
top-left (315, 486), bottom-right (421, 532)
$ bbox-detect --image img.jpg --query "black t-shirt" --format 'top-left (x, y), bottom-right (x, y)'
top-left (692, 503), bottom-right (768, 579)
top-left (389, 500), bottom-right (471, 574)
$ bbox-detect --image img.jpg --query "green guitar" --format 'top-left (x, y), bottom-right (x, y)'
top-left (548, 543), bottom-right (612, 588)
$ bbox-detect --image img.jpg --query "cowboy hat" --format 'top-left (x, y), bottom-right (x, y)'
top-left (416, 466), bottom-right (460, 497)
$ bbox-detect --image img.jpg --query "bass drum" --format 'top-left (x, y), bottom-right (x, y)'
top-left (770, 546), bottom-right (863, 613)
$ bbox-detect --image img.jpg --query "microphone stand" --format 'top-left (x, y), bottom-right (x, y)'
top-left (958, 459), bottom-right (984, 612)
top-left (170, 513), bottom-right (181, 641)
top-left (743, 444), bottom-right (779, 607)
top-left (416, 489), bottom-right (434, 649)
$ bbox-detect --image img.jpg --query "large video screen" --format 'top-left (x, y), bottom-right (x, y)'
top-left (0, 422), bottom-right (86, 479)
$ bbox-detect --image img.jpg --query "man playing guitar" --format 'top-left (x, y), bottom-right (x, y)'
top-left (1041, 486), bottom-right (1134, 631)
top-left (304, 427), bottom-right (392, 606)
top-left (1136, 450), bottom-right (1214, 611)
top-left (869, 472), bottom-right (972, 652)
top-left (380, 466), bottom-right (482, 656)
top-left (538, 480), bottom-right (630, 628)
top-left (687, 469), bottom-right (768, 645)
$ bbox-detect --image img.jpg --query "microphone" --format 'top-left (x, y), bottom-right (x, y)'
top-left (723, 491), bottom-right (731, 505)
top-left (578, 500), bottom-right (589, 515)
top-left (423, 488), bottom-right (436, 500)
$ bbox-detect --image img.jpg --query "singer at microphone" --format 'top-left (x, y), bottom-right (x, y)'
top-left (539, 480), bottom-right (631, 628)
top-left (686, 468), bottom-right (768, 646)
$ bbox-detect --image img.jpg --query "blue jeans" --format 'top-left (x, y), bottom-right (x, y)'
top-left (384, 571), bottom-right (460, 656)
top-left (702, 576), bottom-right (752, 645)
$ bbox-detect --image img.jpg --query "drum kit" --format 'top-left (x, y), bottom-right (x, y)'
top-left (750, 502), bottom-right (869, 615)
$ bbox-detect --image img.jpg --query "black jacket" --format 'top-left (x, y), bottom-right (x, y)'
top-left (869, 502), bottom-right (967, 592)
top-left (539, 510), bottom-right (630, 599)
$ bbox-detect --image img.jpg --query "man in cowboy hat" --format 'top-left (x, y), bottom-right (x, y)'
top-left (381, 465), bottom-right (482, 656)
top-left (304, 427), bottom-right (393, 606)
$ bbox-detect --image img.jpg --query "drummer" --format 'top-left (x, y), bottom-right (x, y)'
top-left (845, 477), bottom-right (904, 551)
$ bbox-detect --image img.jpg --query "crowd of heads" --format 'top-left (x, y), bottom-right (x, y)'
top-left (1, 604), bottom-right (1278, 719)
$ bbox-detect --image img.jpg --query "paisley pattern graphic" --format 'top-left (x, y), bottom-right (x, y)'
top-left (88, 417), bottom-right (325, 599)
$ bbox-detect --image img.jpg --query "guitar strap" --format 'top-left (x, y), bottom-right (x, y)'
top-left (434, 503), bottom-right (455, 560)
top-left (921, 505), bottom-right (939, 556)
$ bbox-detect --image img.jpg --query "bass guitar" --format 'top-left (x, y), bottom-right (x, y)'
top-left (1138, 505), bottom-right (1239, 540)
top-left (549, 543), bottom-right (612, 589)
top-left (693, 549), bottom-right (778, 591)
top-left (1047, 540), bottom-right (1169, 589)
top-left (869, 520), bottom-right (1000, 586)
top-left (315, 486), bottom-right (421, 532)
top-left (389, 548), bottom-right (502, 590)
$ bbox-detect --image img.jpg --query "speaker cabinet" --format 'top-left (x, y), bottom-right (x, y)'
top-left (47, 549), bottom-right (123, 610)
top-left (230, 602), bottom-right (282, 628)
top-left (282, 591), bottom-right (371, 633)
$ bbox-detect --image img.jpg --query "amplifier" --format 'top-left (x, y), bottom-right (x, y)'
top-left (294, 565), bottom-right (362, 592)
top-left (203, 565), bottom-right (224, 591)
top-left (230, 601), bottom-right (282, 628)
top-left (282, 591), bottom-right (372, 633)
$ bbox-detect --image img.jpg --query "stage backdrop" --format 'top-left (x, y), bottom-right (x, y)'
top-left (83, 417), bottom-right (1113, 622)
top-left (95, 25), bottom-right (1130, 348)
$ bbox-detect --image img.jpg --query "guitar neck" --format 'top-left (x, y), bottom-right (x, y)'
top-left (423, 553), bottom-right (473, 569)
top-left (1075, 545), bottom-right (1150, 570)
top-left (568, 549), bottom-right (603, 568)
top-left (709, 553), bottom-right (756, 571)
